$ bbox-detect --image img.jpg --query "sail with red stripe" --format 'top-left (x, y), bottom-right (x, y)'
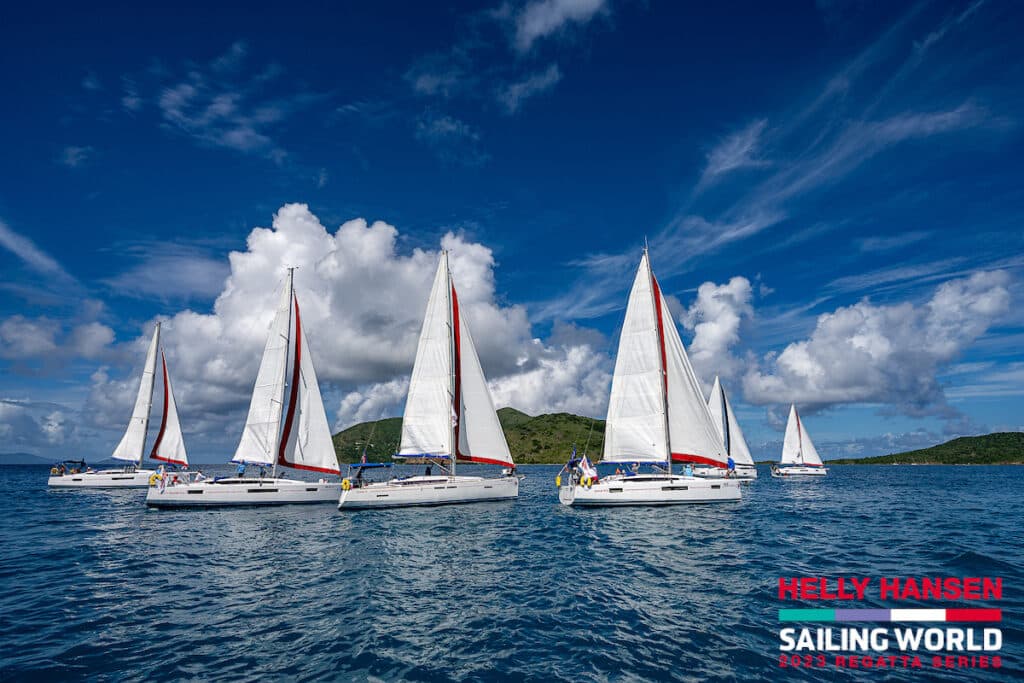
top-left (150, 351), bottom-right (189, 466)
top-left (601, 250), bottom-right (728, 468)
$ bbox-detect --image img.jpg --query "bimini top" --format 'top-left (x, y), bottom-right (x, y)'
top-left (349, 462), bottom-right (394, 469)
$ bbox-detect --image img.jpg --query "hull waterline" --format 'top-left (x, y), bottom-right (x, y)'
top-left (48, 468), bottom-right (155, 489)
top-left (339, 475), bottom-right (519, 509)
top-left (559, 474), bottom-right (741, 506)
top-left (771, 466), bottom-right (828, 478)
top-left (145, 477), bottom-right (341, 507)
top-left (691, 465), bottom-right (758, 480)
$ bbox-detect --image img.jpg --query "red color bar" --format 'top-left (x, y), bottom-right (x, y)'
top-left (945, 609), bottom-right (1001, 622)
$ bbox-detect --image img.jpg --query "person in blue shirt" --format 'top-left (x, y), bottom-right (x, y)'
top-left (236, 462), bottom-right (246, 478)
top-left (726, 456), bottom-right (736, 477)
top-left (683, 463), bottom-right (693, 477)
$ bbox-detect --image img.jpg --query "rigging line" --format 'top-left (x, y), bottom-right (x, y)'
top-left (581, 418), bottom-right (596, 458)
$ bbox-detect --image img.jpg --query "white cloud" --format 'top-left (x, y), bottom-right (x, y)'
top-left (0, 399), bottom-right (79, 452)
top-left (682, 276), bottom-right (754, 385)
top-left (0, 315), bottom-right (114, 362)
top-left (515, 0), bottom-right (607, 52)
top-left (86, 204), bottom-right (608, 446)
top-left (498, 64), bottom-right (562, 114)
top-left (59, 146), bottom-right (95, 168)
top-left (743, 270), bottom-right (1012, 416)
top-left (488, 340), bottom-right (611, 417)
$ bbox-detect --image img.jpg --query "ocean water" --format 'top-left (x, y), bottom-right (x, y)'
top-left (0, 464), bottom-right (1020, 682)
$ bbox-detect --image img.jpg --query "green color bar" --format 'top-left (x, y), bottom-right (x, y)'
top-left (779, 609), bottom-right (835, 622)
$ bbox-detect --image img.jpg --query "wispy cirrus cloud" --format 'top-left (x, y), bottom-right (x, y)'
top-left (101, 242), bottom-right (230, 302)
top-left (155, 41), bottom-right (324, 163)
top-left (0, 219), bottom-right (76, 284)
top-left (514, 0), bottom-right (608, 52)
top-left (59, 145), bottom-right (95, 168)
top-left (498, 64), bottom-right (562, 113)
top-left (698, 119), bottom-right (770, 188)
top-left (414, 111), bottom-right (490, 167)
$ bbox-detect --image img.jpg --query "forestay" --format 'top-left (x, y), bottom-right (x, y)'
top-left (399, 256), bottom-right (454, 458)
top-left (150, 352), bottom-right (189, 467)
top-left (278, 298), bottom-right (341, 474)
top-left (707, 376), bottom-right (754, 467)
top-left (233, 279), bottom-right (292, 466)
top-left (112, 323), bottom-right (160, 463)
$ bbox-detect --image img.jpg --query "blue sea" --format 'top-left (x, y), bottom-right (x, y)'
top-left (0, 464), bottom-right (1020, 682)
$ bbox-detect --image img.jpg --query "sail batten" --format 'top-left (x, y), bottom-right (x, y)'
top-left (112, 324), bottom-right (161, 463)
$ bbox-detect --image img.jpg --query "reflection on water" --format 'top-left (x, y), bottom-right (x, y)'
top-left (0, 464), bottom-right (1021, 681)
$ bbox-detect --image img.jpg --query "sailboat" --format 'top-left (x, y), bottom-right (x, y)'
top-left (338, 252), bottom-right (519, 509)
top-left (558, 250), bottom-right (741, 506)
top-left (693, 376), bottom-right (758, 480)
top-left (146, 269), bottom-right (342, 506)
top-left (48, 323), bottom-right (189, 488)
top-left (771, 404), bottom-right (828, 477)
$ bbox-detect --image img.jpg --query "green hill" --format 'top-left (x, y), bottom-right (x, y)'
top-left (829, 432), bottom-right (1024, 465)
top-left (332, 408), bottom-right (604, 465)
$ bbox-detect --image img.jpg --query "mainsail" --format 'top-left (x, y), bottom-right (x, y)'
top-left (233, 276), bottom-right (293, 466)
top-left (707, 376), bottom-right (755, 467)
top-left (278, 297), bottom-right (341, 474)
top-left (150, 352), bottom-right (189, 467)
top-left (602, 251), bottom-right (728, 468)
top-left (399, 257), bottom-right (454, 458)
top-left (112, 323), bottom-right (161, 463)
top-left (398, 252), bottom-right (513, 468)
top-left (781, 404), bottom-right (823, 466)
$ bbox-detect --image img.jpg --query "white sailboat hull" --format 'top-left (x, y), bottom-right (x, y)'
top-left (145, 477), bottom-right (342, 507)
top-left (48, 468), bottom-right (155, 488)
top-left (691, 465), bottom-right (758, 480)
top-left (338, 475), bottom-right (519, 509)
top-left (559, 474), bottom-right (741, 506)
top-left (771, 466), bottom-right (828, 477)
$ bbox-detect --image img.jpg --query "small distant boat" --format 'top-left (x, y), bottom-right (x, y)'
top-left (338, 252), bottom-right (519, 509)
top-left (147, 269), bottom-right (341, 507)
top-left (771, 405), bottom-right (828, 477)
top-left (49, 323), bottom-right (189, 488)
top-left (693, 376), bottom-right (758, 480)
top-left (558, 249), bottom-right (741, 506)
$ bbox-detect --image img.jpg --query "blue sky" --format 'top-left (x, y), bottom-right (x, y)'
top-left (1, 0), bottom-right (1022, 463)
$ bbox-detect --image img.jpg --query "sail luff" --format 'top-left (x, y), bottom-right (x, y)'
top-left (649, 253), bottom-right (673, 469)
top-left (111, 323), bottom-right (160, 463)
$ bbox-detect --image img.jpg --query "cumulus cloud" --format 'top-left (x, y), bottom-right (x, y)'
top-left (743, 270), bottom-right (1012, 416)
top-left (87, 204), bottom-right (608, 447)
top-left (682, 276), bottom-right (754, 386)
top-left (0, 399), bottom-right (79, 451)
top-left (0, 316), bottom-right (113, 362)
top-left (514, 0), bottom-right (607, 52)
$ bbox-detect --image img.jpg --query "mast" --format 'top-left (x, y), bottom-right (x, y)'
top-left (272, 268), bottom-right (295, 478)
top-left (646, 248), bottom-right (672, 473)
top-left (445, 251), bottom-right (457, 477)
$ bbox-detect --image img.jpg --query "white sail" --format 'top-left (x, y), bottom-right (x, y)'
top-left (278, 298), bottom-right (341, 474)
top-left (233, 276), bottom-right (292, 466)
top-left (112, 324), bottom-right (160, 463)
top-left (658, 286), bottom-right (728, 468)
top-left (150, 352), bottom-right (189, 467)
top-left (454, 290), bottom-right (514, 467)
top-left (781, 404), bottom-right (822, 466)
top-left (602, 252), bottom-right (668, 463)
top-left (707, 376), bottom-right (754, 467)
top-left (399, 255), bottom-right (455, 458)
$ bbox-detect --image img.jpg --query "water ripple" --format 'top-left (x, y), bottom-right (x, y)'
top-left (0, 464), bottom-right (1021, 681)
